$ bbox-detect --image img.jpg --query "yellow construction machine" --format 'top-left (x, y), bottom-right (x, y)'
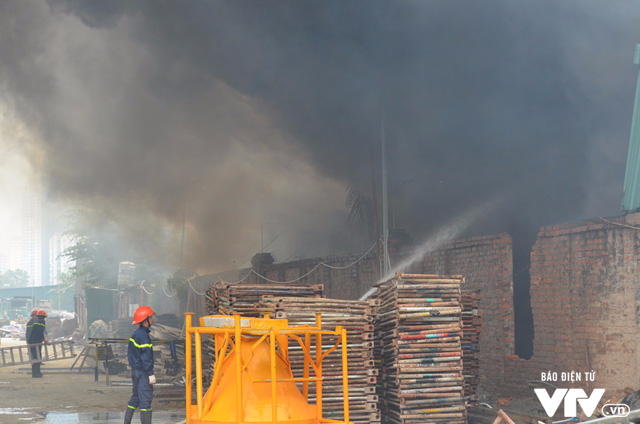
top-left (184, 313), bottom-right (351, 424)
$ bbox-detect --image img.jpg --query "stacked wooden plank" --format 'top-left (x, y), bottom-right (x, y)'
top-left (108, 318), bottom-right (136, 339)
top-left (461, 290), bottom-right (482, 401)
top-left (260, 297), bottom-right (381, 424)
top-left (205, 282), bottom-right (323, 317)
top-left (203, 282), bottom-right (324, 384)
top-left (372, 299), bottom-right (385, 424)
top-left (376, 273), bottom-right (467, 424)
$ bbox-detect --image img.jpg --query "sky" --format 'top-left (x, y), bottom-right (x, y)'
top-left (1, 0), bottom-right (639, 274)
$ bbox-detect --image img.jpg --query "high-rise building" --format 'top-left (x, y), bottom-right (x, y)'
top-left (0, 252), bottom-right (7, 274)
top-left (8, 236), bottom-right (21, 271)
top-left (21, 191), bottom-right (42, 286)
top-left (49, 232), bottom-right (75, 285)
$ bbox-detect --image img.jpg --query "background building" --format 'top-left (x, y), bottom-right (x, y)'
top-left (49, 232), bottom-right (75, 285)
top-left (20, 191), bottom-right (43, 286)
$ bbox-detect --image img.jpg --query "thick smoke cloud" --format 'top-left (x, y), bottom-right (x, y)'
top-left (1, 1), bottom-right (638, 273)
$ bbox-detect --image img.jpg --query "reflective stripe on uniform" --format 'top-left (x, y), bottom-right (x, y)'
top-left (127, 404), bottom-right (136, 410)
top-left (34, 323), bottom-right (45, 327)
top-left (140, 408), bottom-right (152, 411)
top-left (129, 338), bottom-right (152, 348)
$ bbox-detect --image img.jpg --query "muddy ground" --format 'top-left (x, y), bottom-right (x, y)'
top-left (0, 339), bottom-right (184, 424)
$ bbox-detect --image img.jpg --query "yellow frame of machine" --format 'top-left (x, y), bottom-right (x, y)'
top-left (184, 313), bottom-right (351, 424)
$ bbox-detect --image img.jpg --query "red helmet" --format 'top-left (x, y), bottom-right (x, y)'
top-left (132, 306), bottom-right (154, 325)
top-left (37, 310), bottom-right (47, 318)
top-left (31, 308), bottom-right (40, 316)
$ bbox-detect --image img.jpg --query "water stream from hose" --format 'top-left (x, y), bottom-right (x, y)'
top-left (359, 199), bottom-right (499, 300)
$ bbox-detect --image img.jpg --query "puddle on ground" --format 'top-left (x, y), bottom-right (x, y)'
top-left (0, 409), bottom-right (184, 423)
top-left (0, 408), bottom-right (35, 414)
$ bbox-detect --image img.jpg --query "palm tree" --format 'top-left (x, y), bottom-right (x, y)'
top-left (345, 186), bottom-right (377, 243)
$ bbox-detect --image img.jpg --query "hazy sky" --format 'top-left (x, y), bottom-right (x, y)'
top-left (1, 1), bottom-right (639, 273)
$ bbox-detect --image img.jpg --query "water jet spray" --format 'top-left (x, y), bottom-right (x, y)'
top-left (359, 199), bottom-right (500, 300)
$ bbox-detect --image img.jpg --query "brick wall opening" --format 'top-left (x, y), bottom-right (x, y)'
top-left (513, 232), bottom-right (535, 359)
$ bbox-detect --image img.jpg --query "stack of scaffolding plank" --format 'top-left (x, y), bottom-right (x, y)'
top-left (203, 282), bottom-right (324, 384)
top-left (461, 290), bottom-right (482, 401)
top-left (376, 273), bottom-right (466, 424)
top-left (205, 282), bottom-right (323, 317)
top-left (260, 297), bottom-right (381, 424)
top-left (372, 299), bottom-right (385, 424)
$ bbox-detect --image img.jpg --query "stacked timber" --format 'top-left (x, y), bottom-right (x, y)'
top-left (203, 282), bottom-right (324, 384)
top-left (108, 318), bottom-right (136, 339)
top-left (260, 297), bottom-right (381, 424)
top-left (372, 299), bottom-right (385, 424)
top-left (205, 282), bottom-right (323, 317)
top-left (461, 290), bottom-right (482, 401)
top-left (376, 273), bottom-right (467, 424)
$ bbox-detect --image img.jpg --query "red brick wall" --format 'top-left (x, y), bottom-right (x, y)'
top-left (406, 233), bottom-right (516, 394)
top-left (520, 213), bottom-right (640, 396)
top-left (255, 251), bottom-right (381, 299)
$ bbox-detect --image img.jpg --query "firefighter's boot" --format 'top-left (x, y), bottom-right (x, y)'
top-left (140, 410), bottom-right (152, 424)
top-left (124, 407), bottom-right (135, 424)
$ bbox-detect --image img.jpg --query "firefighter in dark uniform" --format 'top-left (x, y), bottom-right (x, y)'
top-left (25, 308), bottom-right (40, 345)
top-left (25, 307), bottom-right (40, 377)
top-left (28, 309), bottom-right (48, 378)
top-left (124, 306), bottom-right (156, 424)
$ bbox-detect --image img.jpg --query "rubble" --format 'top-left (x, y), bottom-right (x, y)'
top-left (0, 321), bottom-right (26, 340)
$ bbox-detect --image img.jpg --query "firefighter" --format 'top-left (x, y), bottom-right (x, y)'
top-left (124, 306), bottom-right (156, 424)
top-left (25, 308), bottom-right (40, 344)
top-left (28, 309), bottom-right (48, 378)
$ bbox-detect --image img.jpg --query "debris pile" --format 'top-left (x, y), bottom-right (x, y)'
top-left (260, 296), bottom-right (380, 424)
top-left (0, 321), bottom-right (25, 339)
top-left (468, 406), bottom-right (551, 424)
top-left (376, 273), bottom-right (466, 424)
top-left (82, 317), bottom-right (186, 381)
top-left (46, 313), bottom-right (79, 340)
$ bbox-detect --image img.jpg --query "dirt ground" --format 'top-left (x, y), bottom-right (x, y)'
top-left (0, 338), bottom-right (184, 424)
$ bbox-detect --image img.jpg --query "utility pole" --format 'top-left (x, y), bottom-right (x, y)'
top-left (180, 205), bottom-right (186, 268)
top-left (369, 142), bottom-right (382, 279)
top-left (382, 118), bottom-right (389, 277)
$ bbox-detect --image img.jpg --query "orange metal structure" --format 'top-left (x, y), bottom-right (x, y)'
top-left (184, 313), bottom-right (351, 424)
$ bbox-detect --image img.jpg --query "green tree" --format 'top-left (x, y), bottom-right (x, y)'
top-left (167, 269), bottom-right (196, 304)
top-left (58, 209), bottom-right (120, 288)
top-left (0, 269), bottom-right (31, 288)
top-left (59, 208), bottom-right (170, 291)
top-left (57, 271), bottom-right (75, 285)
top-left (61, 236), bottom-right (120, 288)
